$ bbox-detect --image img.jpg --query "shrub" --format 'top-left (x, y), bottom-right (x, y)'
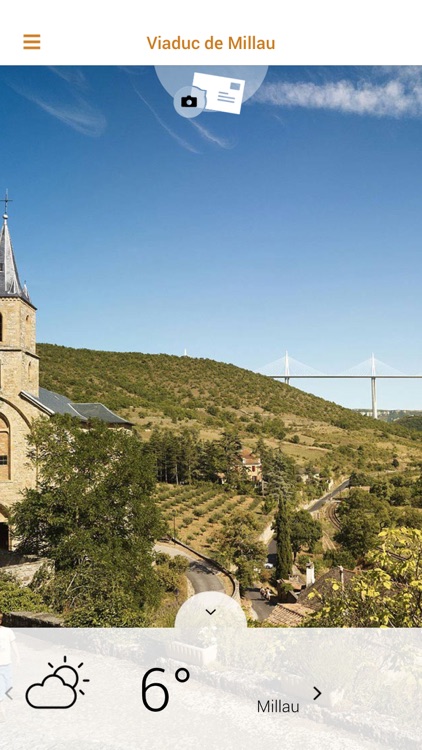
top-left (0, 573), bottom-right (49, 613)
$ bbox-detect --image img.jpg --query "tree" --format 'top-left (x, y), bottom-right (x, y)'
top-left (389, 486), bottom-right (412, 506)
top-left (214, 510), bottom-right (265, 591)
top-left (304, 528), bottom-right (422, 627)
top-left (349, 471), bottom-right (371, 487)
top-left (411, 468), bottom-right (422, 508)
top-left (154, 553), bottom-right (189, 593)
top-left (336, 489), bottom-right (391, 558)
top-left (265, 418), bottom-right (286, 441)
top-left (322, 549), bottom-right (356, 569)
top-left (12, 414), bottom-right (164, 626)
top-left (218, 430), bottom-right (243, 486)
top-left (179, 427), bottom-right (200, 484)
top-left (273, 494), bottom-right (292, 579)
top-left (267, 452), bottom-right (295, 579)
top-left (290, 510), bottom-right (322, 559)
top-left (370, 480), bottom-right (391, 502)
top-left (393, 506), bottom-right (422, 529)
top-left (149, 427), bottom-right (201, 485)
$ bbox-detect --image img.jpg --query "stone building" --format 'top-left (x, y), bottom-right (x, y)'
top-left (239, 448), bottom-right (262, 482)
top-left (0, 206), bottom-right (131, 551)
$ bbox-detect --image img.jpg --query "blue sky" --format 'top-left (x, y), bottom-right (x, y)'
top-left (1, 65), bottom-right (422, 409)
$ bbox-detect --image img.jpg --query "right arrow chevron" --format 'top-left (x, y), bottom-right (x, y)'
top-left (313, 686), bottom-right (322, 701)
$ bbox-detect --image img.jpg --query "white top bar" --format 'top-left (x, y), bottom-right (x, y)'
top-left (3, 0), bottom-right (422, 64)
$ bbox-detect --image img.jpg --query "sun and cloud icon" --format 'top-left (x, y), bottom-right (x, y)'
top-left (26, 655), bottom-right (90, 709)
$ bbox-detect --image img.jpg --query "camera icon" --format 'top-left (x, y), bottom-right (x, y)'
top-left (174, 86), bottom-right (204, 118)
top-left (181, 95), bottom-right (197, 108)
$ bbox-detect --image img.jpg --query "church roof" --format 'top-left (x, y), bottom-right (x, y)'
top-left (0, 211), bottom-right (32, 305)
top-left (20, 387), bottom-right (133, 427)
top-left (70, 402), bottom-right (132, 424)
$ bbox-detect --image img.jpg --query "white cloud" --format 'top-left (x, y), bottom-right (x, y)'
top-left (4, 71), bottom-right (106, 137)
top-left (24, 94), bottom-right (106, 136)
top-left (133, 88), bottom-right (200, 154)
top-left (253, 70), bottom-right (422, 118)
top-left (49, 67), bottom-right (88, 90)
top-left (189, 120), bottom-right (234, 149)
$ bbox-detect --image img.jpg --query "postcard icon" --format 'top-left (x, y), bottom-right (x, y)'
top-left (192, 72), bottom-right (246, 115)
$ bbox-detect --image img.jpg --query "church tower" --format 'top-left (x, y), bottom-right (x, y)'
top-left (0, 196), bottom-right (40, 549)
top-left (0, 200), bottom-right (39, 400)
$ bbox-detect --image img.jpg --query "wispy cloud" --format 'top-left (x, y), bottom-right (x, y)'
top-left (253, 69), bottom-right (422, 118)
top-left (23, 93), bottom-right (106, 136)
top-left (48, 67), bottom-right (89, 91)
top-left (4, 69), bottom-right (106, 136)
top-left (130, 71), bottom-right (234, 154)
top-left (132, 87), bottom-right (200, 154)
top-left (189, 120), bottom-right (234, 149)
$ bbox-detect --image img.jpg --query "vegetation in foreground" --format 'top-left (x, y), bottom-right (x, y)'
top-left (10, 415), bottom-right (168, 626)
top-left (304, 527), bottom-right (422, 627)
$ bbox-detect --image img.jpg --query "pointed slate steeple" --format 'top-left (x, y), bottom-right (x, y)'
top-left (0, 193), bottom-right (30, 302)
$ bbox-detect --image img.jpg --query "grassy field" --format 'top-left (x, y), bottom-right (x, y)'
top-left (154, 482), bottom-right (268, 553)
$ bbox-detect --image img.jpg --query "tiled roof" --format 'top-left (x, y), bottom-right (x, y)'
top-left (266, 603), bottom-right (313, 627)
top-left (240, 448), bottom-right (261, 465)
top-left (296, 567), bottom-right (356, 611)
top-left (281, 579), bottom-right (303, 592)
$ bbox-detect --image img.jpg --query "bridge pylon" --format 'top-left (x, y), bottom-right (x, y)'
top-left (371, 353), bottom-right (378, 419)
top-left (284, 350), bottom-right (290, 385)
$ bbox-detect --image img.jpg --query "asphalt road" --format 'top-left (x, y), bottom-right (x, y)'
top-left (307, 478), bottom-right (350, 513)
top-left (186, 560), bottom-right (224, 593)
top-left (246, 586), bottom-right (276, 620)
top-left (267, 537), bottom-right (277, 566)
top-left (244, 537), bottom-right (278, 621)
top-left (154, 542), bottom-right (224, 595)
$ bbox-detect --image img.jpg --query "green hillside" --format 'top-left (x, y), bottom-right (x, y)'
top-left (37, 344), bottom-right (422, 474)
top-left (37, 344), bottom-right (401, 429)
top-left (395, 415), bottom-right (422, 432)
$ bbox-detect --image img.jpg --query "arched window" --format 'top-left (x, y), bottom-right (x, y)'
top-left (25, 314), bottom-right (31, 350)
top-left (0, 415), bottom-right (10, 481)
top-left (28, 361), bottom-right (32, 382)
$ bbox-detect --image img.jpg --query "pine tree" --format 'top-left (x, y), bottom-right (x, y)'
top-left (218, 429), bottom-right (242, 486)
top-left (269, 453), bottom-right (293, 579)
top-left (274, 492), bottom-right (292, 579)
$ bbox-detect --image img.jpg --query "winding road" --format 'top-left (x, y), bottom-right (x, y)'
top-left (154, 542), bottom-right (224, 594)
